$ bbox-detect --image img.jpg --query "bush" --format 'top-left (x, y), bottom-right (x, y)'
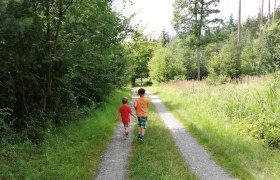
top-left (224, 83), bottom-right (280, 148)
top-left (207, 33), bottom-right (240, 78)
top-left (205, 74), bottom-right (228, 85)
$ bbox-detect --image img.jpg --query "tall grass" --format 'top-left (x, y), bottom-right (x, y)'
top-left (0, 88), bottom-right (131, 179)
top-left (128, 102), bottom-right (197, 180)
top-left (149, 77), bottom-right (280, 179)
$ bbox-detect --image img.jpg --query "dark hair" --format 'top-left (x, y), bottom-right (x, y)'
top-left (138, 88), bottom-right (145, 95)
top-left (122, 97), bottom-right (128, 104)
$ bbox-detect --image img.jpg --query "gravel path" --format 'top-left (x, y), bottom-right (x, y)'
top-left (95, 90), bottom-right (234, 180)
top-left (94, 91), bottom-right (137, 180)
top-left (147, 91), bottom-right (234, 180)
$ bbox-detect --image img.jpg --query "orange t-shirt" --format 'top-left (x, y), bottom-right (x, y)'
top-left (134, 97), bottom-right (149, 117)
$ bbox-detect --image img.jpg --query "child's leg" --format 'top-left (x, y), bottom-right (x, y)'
top-left (137, 117), bottom-right (141, 138)
top-left (139, 117), bottom-right (147, 141)
top-left (125, 125), bottom-right (129, 135)
top-left (138, 126), bottom-right (141, 135)
top-left (141, 128), bottom-right (145, 136)
top-left (125, 127), bottom-right (128, 133)
top-left (124, 123), bottom-right (129, 134)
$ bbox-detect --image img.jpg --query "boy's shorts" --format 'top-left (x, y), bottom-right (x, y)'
top-left (138, 116), bottom-right (148, 129)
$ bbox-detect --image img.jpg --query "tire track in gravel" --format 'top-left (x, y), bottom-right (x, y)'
top-left (147, 91), bottom-right (235, 180)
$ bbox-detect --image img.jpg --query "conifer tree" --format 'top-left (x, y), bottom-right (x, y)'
top-left (172, 0), bottom-right (222, 80)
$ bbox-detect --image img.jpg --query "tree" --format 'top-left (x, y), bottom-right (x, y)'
top-left (226, 14), bottom-right (238, 34)
top-left (149, 38), bottom-right (196, 83)
top-left (128, 31), bottom-right (157, 86)
top-left (273, 0), bottom-right (277, 23)
top-left (208, 33), bottom-right (240, 78)
top-left (242, 16), bottom-right (260, 39)
top-left (172, 0), bottom-right (222, 80)
top-left (268, 0), bottom-right (271, 25)
top-left (260, 0), bottom-right (264, 42)
top-left (237, 0), bottom-right (242, 79)
top-left (159, 29), bottom-right (171, 47)
top-left (238, 0), bottom-right (241, 46)
top-left (42, 0), bottom-right (75, 112)
top-left (0, 0), bottom-right (131, 140)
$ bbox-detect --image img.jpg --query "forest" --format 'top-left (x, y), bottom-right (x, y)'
top-left (1, 0), bottom-right (280, 178)
top-left (0, 0), bottom-right (132, 141)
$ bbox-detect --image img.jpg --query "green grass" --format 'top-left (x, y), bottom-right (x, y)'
top-left (149, 81), bottom-right (280, 180)
top-left (128, 101), bottom-right (197, 180)
top-left (0, 88), bottom-right (131, 179)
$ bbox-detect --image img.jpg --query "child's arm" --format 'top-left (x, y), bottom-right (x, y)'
top-left (114, 112), bottom-right (120, 124)
top-left (134, 100), bottom-right (137, 110)
top-left (130, 113), bottom-right (136, 118)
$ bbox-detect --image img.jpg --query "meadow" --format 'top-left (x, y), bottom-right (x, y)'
top-left (149, 75), bottom-right (280, 179)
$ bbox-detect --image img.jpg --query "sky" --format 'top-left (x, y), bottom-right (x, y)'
top-left (113, 0), bottom-right (278, 37)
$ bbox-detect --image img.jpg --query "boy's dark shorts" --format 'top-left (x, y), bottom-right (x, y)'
top-left (137, 116), bottom-right (148, 128)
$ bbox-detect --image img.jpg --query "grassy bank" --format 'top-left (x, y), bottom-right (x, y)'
top-left (0, 88), bottom-right (131, 179)
top-left (149, 78), bottom-right (280, 179)
top-left (128, 99), bottom-right (197, 180)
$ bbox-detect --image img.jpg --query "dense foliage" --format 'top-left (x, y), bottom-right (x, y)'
top-left (127, 31), bottom-right (157, 86)
top-left (149, 38), bottom-right (195, 82)
top-left (0, 0), bottom-right (131, 142)
top-left (148, 6), bottom-right (280, 84)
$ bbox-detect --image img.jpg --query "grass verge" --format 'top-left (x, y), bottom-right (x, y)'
top-left (128, 101), bottom-right (197, 180)
top-left (149, 83), bottom-right (280, 180)
top-left (0, 88), bottom-right (131, 179)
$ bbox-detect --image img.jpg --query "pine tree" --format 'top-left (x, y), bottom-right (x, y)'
top-left (172, 0), bottom-right (222, 80)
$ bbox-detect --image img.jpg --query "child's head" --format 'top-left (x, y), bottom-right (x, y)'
top-left (138, 88), bottom-right (145, 96)
top-left (122, 97), bottom-right (128, 104)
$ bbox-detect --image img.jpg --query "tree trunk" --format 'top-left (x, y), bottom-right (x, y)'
top-left (237, 0), bottom-right (242, 78)
top-left (260, 0), bottom-right (264, 43)
top-left (42, 0), bottom-right (74, 112)
top-left (196, 0), bottom-right (204, 81)
top-left (273, 0), bottom-right (276, 23)
top-left (237, 0), bottom-right (241, 46)
top-left (42, 0), bottom-right (52, 112)
top-left (196, 46), bottom-right (201, 80)
top-left (268, 0), bottom-right (271, 25)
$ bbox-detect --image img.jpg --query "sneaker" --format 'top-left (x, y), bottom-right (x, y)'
top-left (139, 135), bottom-right (144, 142)
top-left (137, 134), bottom-right (141, 140)
top-left (125, 132), bottom-right (129, 138)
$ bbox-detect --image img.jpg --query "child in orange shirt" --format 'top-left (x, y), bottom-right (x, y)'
top-left (134, 88), bottom-right (150, 141)
top-left (114, 97), bottom-right (136, 139)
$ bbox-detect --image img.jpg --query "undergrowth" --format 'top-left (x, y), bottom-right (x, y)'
top-left (0, 88), bottom-right (131, 179)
